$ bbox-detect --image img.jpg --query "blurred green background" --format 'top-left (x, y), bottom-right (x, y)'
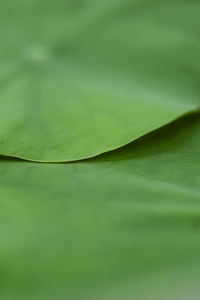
top-left (0, 1), bottom-right (200, 299)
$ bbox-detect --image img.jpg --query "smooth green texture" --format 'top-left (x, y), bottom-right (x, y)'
top-left (1, 1), bottom-right (200, 299)
top-left (0, 0), bottom-right (200, 161)
top-left (1, 113), bottom-right (200, 299)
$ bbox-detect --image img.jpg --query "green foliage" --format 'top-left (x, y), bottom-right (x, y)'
top-left (1, 113), bottom-right (200, 299)
top-left (0, 0), bottom-right (199, 161)
top-left (0, 1), bottom-right (200, 299)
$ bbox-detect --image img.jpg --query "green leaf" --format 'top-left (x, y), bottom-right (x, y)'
top-left (0, 0), bottom-right (200, 161)
top-left (0, 113), bottom-right (200, 299)
top-left (1, 1), bottom-right (200, 299)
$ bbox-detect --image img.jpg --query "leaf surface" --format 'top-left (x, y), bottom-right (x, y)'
top-left (0, 113), bottom-right (200, 299)
top-left (0, 0), bottom-right (200, 161)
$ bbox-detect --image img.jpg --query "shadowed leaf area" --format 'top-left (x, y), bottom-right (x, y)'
top-left (0, 113), bottom-right (200, 299)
